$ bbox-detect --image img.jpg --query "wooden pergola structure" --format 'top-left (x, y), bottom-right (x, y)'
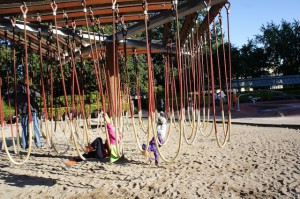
top-left (0, 0), bottom-right (228, 57)
top-left (0, 0), bottom-right (229, 121)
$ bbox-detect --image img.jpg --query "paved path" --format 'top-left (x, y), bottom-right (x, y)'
top-left (223, 100), bottom-right (300, 128)
top-left (137, 100), bottom-right (300, 128)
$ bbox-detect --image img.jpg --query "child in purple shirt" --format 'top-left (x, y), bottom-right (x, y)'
top-left (142, 112), bottom-right (166, 165)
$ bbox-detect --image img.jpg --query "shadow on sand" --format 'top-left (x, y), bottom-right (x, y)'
top-left (0, 170), bottom-right (56, 188)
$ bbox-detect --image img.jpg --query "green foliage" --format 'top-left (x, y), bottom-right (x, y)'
top-left (237, 19), bottom-right (300, 78)
top-left (238, 40), bottom-right (270, 78)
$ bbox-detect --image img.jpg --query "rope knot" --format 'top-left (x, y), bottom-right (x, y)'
top-left (72, 20), bottom-right (76, 30)
top-left (112, 0), bottom-right (116, 10)
top-left (142, 0), bottom-right (148, 15)
top-left (20, 2), bottom-right (28, 19)
top-left (37, 13), bottom-right (42, 23)
top-left (81, 0), bottom-right (87, 13)
top-left (225, 2), bottom-right (231, 14)
top-left (51, 1), bottom-right (57, 16)
top-left (11, 17), bottom-right (16, 27)
top-left (203, 0), bottom-right (211, 12)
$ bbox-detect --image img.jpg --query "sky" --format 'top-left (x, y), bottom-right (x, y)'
top-left (226, 0), bottom-right (300, 48)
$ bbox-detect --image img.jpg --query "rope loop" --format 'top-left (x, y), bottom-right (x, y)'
top-left (218, 10), bottom-right (223, 26)
top-left (213, 19), bottom-right (217, 31)
top-left (115, 4), bottom-right (119, 15)
top-left (112, 0), bottom-right (116, 10)
top-left (133, 48), bottom-right (138, 71)
top-left (89, 7), bottom-right (95, 26)
top-left (225, 2), bottom-right (231, 14)
top-left (172, 0), bottom-right (178, 10)
top-left (133, 48), bottom-right (138, 59)
top-left (48, 22), bottom-right (53, 38)
top-left (142, 0), bottom-right (148, 15)
top-left (81, 0), bottom-right (87, 13)
top-left (20, 2), bottom-right (28, 19)
top-left (121, 15), bottom-right (127, 36)
top-left (37, 14), bottom-right (42, 39)
top-left (79, 29), bottom-right (83, 40)
top-left (96, 17), bottom-right (101, 26)
top-left (63, 11), bottom-right (69, 28)
top-left (89, 7), bottom-right (94, 19)
top-left (72, 42), bottom-right (76, 52)
top-left (115, 4), bottom-right (119, 23)
top-left (218, 9), bottom-right (222, 19)
top-left (170, 4), bottom-right (176, 18)
top-left (51, 1), bottom-right (57, 16)
top-left (11, 17), bottom-right (16, 27)
top-left (200, 36), bottom-right (203, 46)
top-left (72, 20), bottom-right (76, 30)
top-left (63, 10), bottom-right (69, 27)
top-left (37, 13), bottom-right (42, 23)
top-left (63, 10), bottom-right (68, 19)
top-left (203, 0), bottom-right (211, 12)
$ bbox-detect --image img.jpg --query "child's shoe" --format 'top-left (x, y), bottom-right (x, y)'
top-left (148, 157), bottom-right (152, 164)
top-left (64, 157), bottom-right (76, 166)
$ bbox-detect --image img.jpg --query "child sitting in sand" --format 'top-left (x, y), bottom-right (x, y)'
top-left (64, 114), bottom-right (122, 166)
top-left (142, 112), bottom-right (167, 166)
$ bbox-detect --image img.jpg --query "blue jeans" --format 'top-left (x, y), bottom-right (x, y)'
top-left (21, 112), bottom-right (42, 149)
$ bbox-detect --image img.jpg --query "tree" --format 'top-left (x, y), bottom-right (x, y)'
top-left (255, 20), bottom-right (300, 75)
top-left (238, 39), bottom-right (270, 78)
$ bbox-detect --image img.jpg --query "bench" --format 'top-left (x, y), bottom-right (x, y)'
top-left (251, 97), bottom-right (261, 103)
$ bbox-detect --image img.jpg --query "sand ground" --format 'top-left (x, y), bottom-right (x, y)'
top-left (0, 101), bottom-right (300, 199)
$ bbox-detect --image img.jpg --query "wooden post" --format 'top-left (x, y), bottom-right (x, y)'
top-left (105, 44), bottom-right (117, 116)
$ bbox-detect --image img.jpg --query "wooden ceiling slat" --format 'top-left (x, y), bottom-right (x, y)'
top-left (26, 4), bottom-right (172, 22)
top-left (0, 0), bottom-right (168, 7)
top-left (57, 15), bottom-right (145, 27)
top-left (0, 0), bottom-right (171, 16)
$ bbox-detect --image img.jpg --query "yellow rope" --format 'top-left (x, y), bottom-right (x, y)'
top-left (2, 121), bottom-right (33, 165)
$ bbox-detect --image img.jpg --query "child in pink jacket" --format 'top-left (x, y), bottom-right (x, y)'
top-left (64, 114), bottom-right (122, 166)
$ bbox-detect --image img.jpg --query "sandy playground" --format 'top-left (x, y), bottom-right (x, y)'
top-left (0, 102), bottom-right (300, 198)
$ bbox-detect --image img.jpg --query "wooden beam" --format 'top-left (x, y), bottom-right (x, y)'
top-left (198, 1), bottom-right (227, 37)
top-left (180, 13), bottom-right (197, 46)
top-left (163, 23), bottom-right (171, 47)
top-left (0, 0), bottom-right (171, 16)
top-left (57, 15), bottom-right (144, 27)
top-left (26, 3), bottom-right (172, 22)
top-left (115, 0), bottom-right (228, 39)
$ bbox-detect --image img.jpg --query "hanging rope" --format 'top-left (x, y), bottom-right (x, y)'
top-left (82, 2), bottom-right (111, 152)
top-left (6, 47), bottom-right (18, 155)
top-left (150, 0), bottom-right (183, 163)
top-left (204, 0), bottom-right (231, 148)
top-left (51, 0), bottom-right (85, 160)
top-left (213, 3), bottom-right (232, 147)
top-left (2, 3), bottom-right (33, 165)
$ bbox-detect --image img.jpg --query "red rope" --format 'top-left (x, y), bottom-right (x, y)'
top-left (21, 2), bottom-right (33, 122)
